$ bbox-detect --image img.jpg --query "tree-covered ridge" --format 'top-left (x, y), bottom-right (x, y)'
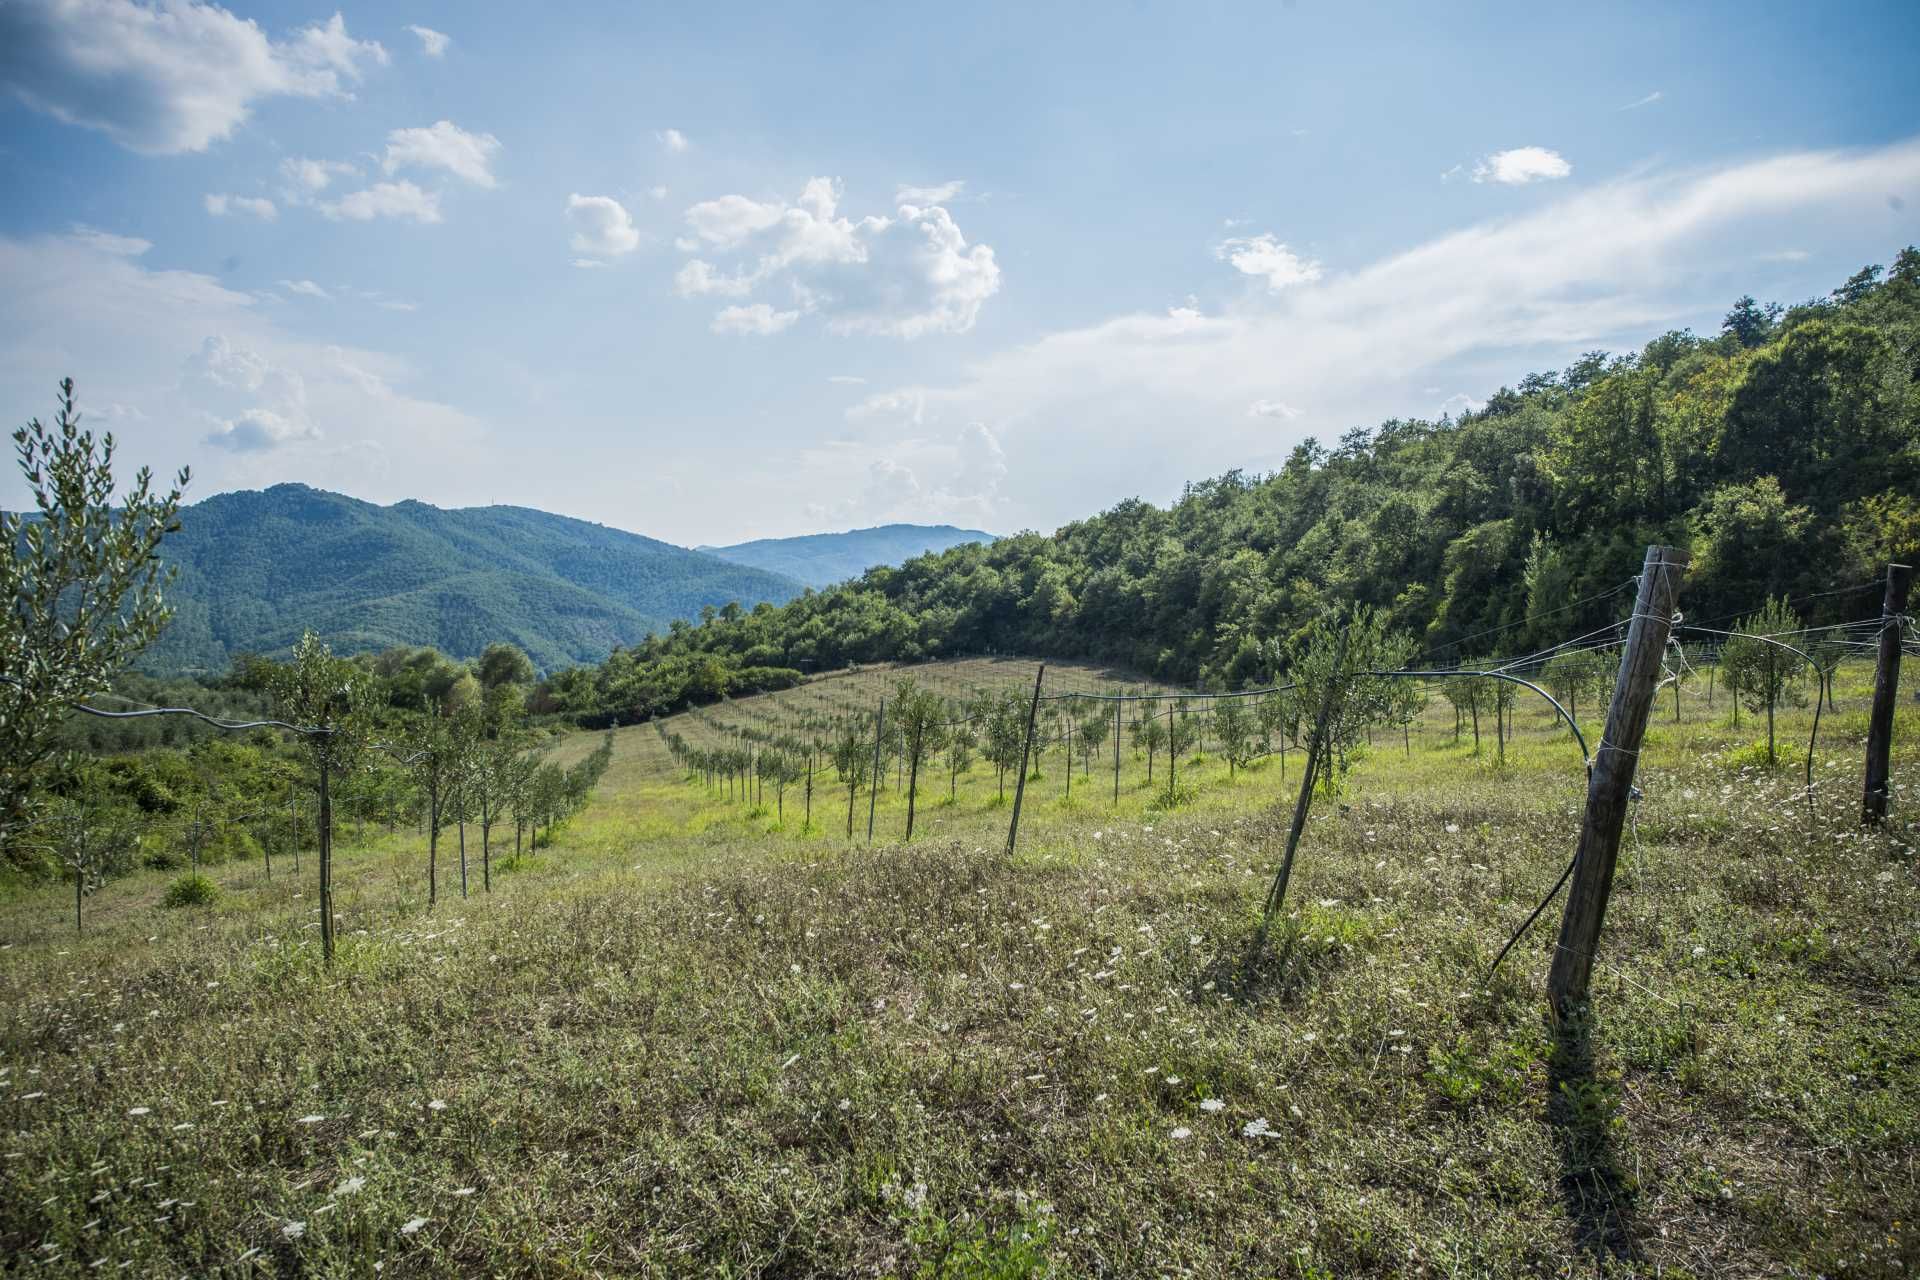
top-left (136, 485), bottom-right (806, 675)
top-left (539, 249), bottom-right (1920, 720)
top-left (700, 524), bottom-right (999, 589)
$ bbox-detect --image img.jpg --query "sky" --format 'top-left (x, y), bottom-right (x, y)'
top-left (1, 1), bottom-right (1917, 546)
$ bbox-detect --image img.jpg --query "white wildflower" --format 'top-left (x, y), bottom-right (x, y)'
top-left (400, 1216), bottom-right (429, 1235)
top-left (1199, 1098), bottom-right (1225, 1113)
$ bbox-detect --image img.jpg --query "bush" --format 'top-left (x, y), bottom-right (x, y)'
top-left (163, 874), bottom-right (221, 908)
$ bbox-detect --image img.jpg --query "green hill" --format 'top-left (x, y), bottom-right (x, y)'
top-left (139, 485), bottom-right (804, 674)
top-left (699, 523), bottom-right (997, 588)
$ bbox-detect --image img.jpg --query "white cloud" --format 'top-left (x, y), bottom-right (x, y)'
top-left (657, 128), bottom-right (690, 153)
top-left (0, 230), bottom-right (484, 504)
top-left (1619, 90), bottom-right (1663, 111)
top-left (846, 388), bottom-right (926, 425)
top-left (205, 406), bottom-right (318, 452)
top-left (407, 24), bottom-right (450, 58)
top-left (67, 225), bottom-right (151, 257)
top-left (319, 181), bottom-right (441, 224)
top-left (383, 121), bottom-right (501, 188)
top-left (798, 422), bottom-right (1009, 525)
top-left (1216, 235), bottom-right (1322, 291)
top-left (649, 185), bottom-right (669, 201)
top-left (280, 156), bottom-right (356, 198)
top-left (711, 303), bottom-right (800, 336)
top-left (895, 180), bottom-right (964, 206)
top-left (565, 194), bottom-right (641, 259)
top-left (1471, 147), bottom-right (1572, 185)
top-left (1759, 248), bottom-right (1811, 263)
top-left (0, 1), bottom-right (385, 154)
top-left (205, 192), bottom-right (276, 220)
top-left (827, 374), bottom-right (868, 385)
top-left (278, 279), bottom-right (329, 300)
top-left (676, 177), bottom-right (1000, 338)
top-left (1247, 399), bottom-right (1302, 420)
top-left (837, 139), bottom-right (1920, 530)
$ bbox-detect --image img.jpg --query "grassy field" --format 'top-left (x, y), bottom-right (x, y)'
top-left (2, 656), bottom-right (1916, 1276)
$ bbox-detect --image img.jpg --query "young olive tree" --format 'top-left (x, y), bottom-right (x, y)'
top-left (890, 677), bottom-right (946, 841)
top-left (266, 632), bottom-right (374, 964)
top-left (2, 380), bottom-right (187, 854)
top-left (1722, 597), bottom-right (1808, 767)
top-left (829, 717), bottom-right (869, 839)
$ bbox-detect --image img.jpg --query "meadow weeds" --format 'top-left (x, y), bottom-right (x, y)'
top-left (0, 659), bottom-right (1915, 1275)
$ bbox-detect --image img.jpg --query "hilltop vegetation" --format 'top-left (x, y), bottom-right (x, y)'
top-left (135, 486), bottom-right (805, 675)
top-left (537, 250), bottom-right (1920, 723)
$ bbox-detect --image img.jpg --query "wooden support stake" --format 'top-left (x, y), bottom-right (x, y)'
top-left (1004, 664), bottom-right (1046, 858)
top-left (1547, 545), bottom-right (1687, 1018)
top-left (867, 699), bottom-right (885, 845)
top-left (1113, 701), bottom-right (1121, 803)
top-left (318, 753), bottom-right (334, 966)
top-left (1863, 562), bottom-right (1913, 824)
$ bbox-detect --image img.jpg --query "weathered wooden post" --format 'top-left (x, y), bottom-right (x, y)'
top-left (1547, 545), bottom-right (1687, 1018)
top-left (866, 699), bottom-right (885, 845)
top-left (1862, 562), bottom-right (1912, 825)
top-left (318, 750), bottom-right (335, 965)
top-left (1004, 665), bottom-right (1046, 857)
top-left (1113, 700), bottom-right (1121, 803)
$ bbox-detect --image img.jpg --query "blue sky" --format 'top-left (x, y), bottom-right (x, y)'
top-left (1, 1), bottom-right (1916, 544)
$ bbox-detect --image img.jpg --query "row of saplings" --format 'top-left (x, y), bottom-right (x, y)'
top-left (33, 632), bottom-right (615, 934)
top-left (661, 596), bottom-right (1834, 840)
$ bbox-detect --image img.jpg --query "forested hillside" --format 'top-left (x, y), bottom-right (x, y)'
top-left (700, 524), bottom-right (998, 588)
top-left (140, 486), bottom-right (804, 674)
top-left (539, 249), bottom-right (1920, 720)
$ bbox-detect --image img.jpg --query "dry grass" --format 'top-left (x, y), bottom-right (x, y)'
top-left (1, 658), bottom-right (1916, 1276)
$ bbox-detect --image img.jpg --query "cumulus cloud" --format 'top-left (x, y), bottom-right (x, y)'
top-left (383, 120), bottom-right (500, 188)
top-left (675, 176), bottom-right (1000, 338)
top-left (407, 24), bottom-right (450, 57)
top-left (657, 128), bottom-right (689, 153)
top-left (205, 192), bottom-right (276, 220)
top-left (279, 156), bottom-right (356, 199)
top-left (711, 303), bottom-right (800, 336)
top-left (565, 193), bottom-right (641, 260)
top-left (205, 406), bottom-right (318, 451)
top-left (1215, 235), bottom-right (1322, 290)
top-left (1247, 398), bottom-right (1302, 419)
top-left (1472, 146), bottom-right (1572, 185)
top-left (319, 181), bottom-right (441, 224)
top-left (0, 1), bottom-right (385, 154)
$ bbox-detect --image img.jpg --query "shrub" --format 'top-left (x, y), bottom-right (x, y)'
top-left (163, 874), bottom-right (221, 908)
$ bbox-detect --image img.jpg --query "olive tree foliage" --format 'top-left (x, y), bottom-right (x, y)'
top-left (2, 380), bottom-right (188, 852)
top-left (889, 676), bottom-right (947, 841)
top-left (1721, 597), bottom-right (1808, 766)
top-left (1281, 606), bottom-right (1418, 795)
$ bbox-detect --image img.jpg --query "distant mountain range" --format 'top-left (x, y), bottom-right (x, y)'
top-left (700, 523), bottom-right (997, 588)
top-left (130, 486), bottom-right (993, 673)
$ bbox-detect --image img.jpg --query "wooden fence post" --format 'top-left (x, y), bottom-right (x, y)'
top-left (1113, 700), bottom-right (1121, 803)
top-left (1004, 664), bottom-right (1046, 857)
top-left (318, 751), bottom-right (334, 966)
top-left (1547, 545), bottom-right (1688, 1017)
top-left (1863, 562), bottom-right (1913, 824)
top-left (866, 699), bottom-right (885, 846)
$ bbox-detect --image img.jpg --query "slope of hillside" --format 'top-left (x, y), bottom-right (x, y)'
top-left (700, 523), bottom-right (997, 588)
top-left (140, 485), bottom-right (804, 673)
